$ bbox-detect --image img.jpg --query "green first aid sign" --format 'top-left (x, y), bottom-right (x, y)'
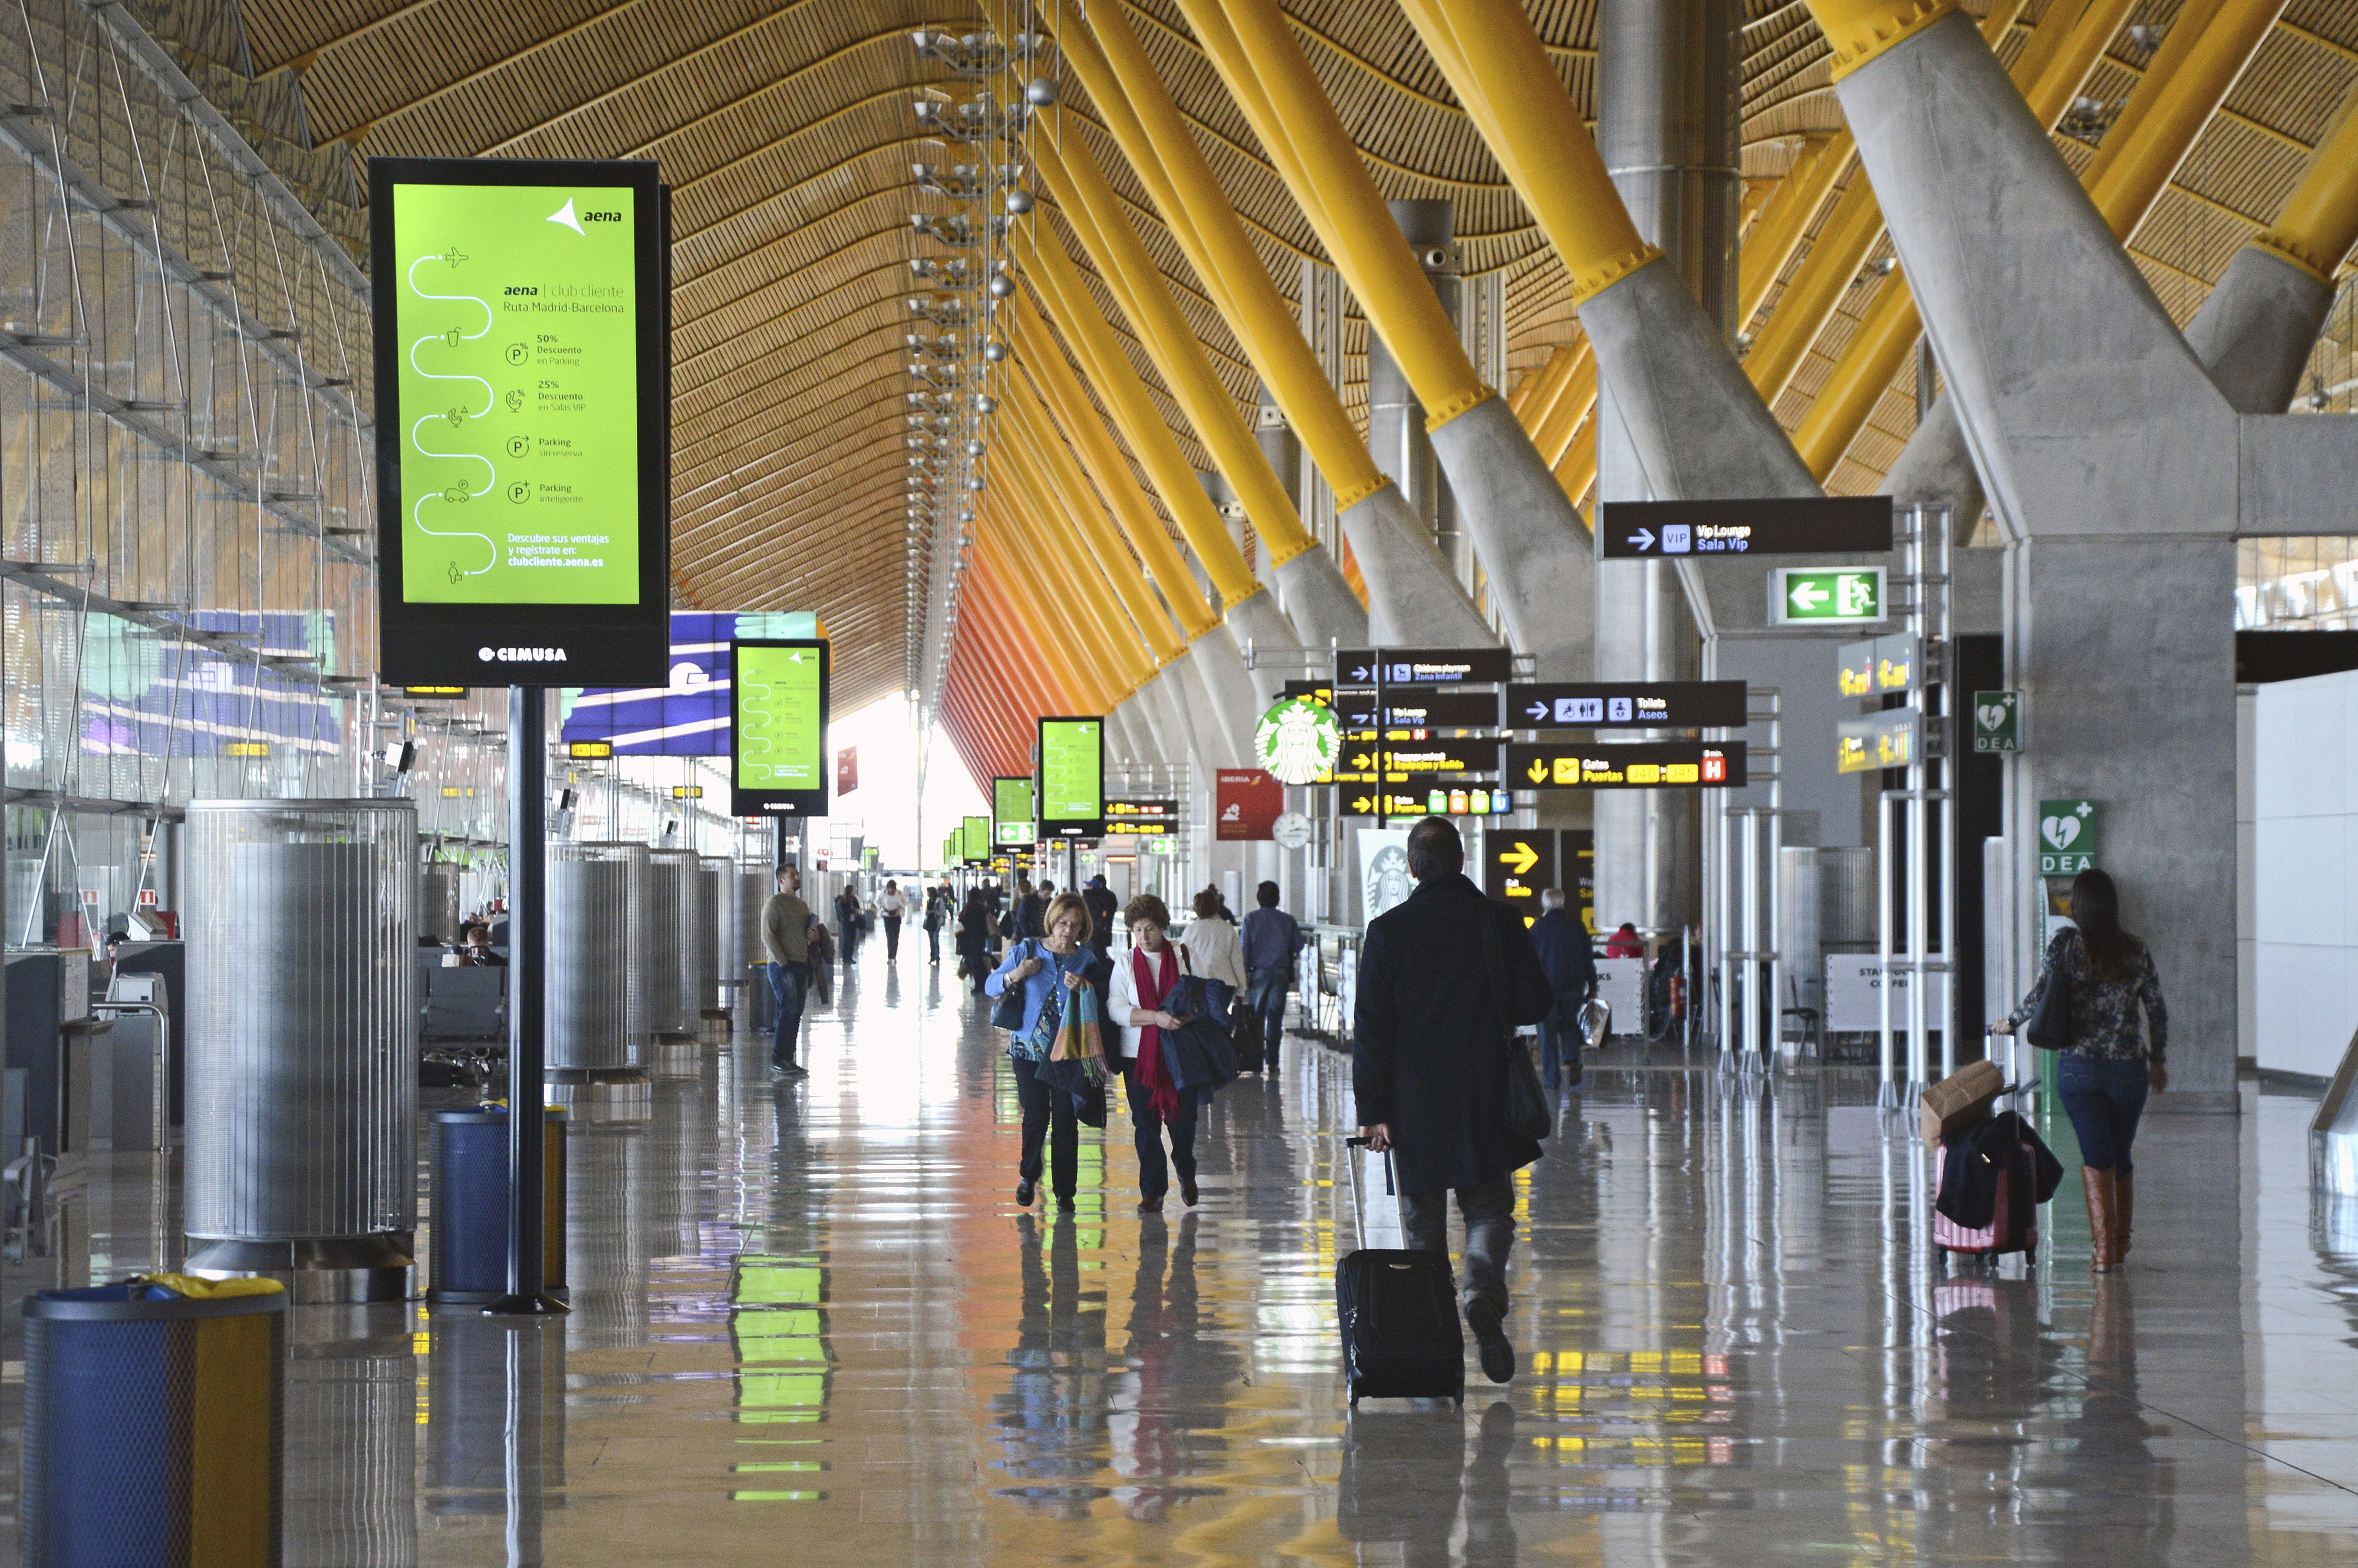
top-left (391, 180), bottom-right (641, 604)
top-left (1768, 567), bottom-right (1884, 625)
top-left (2038, 798), bottom-right (2098, 876)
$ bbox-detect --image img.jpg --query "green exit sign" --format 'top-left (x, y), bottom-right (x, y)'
top-left (1769, 567), bottom-right (1885, 625)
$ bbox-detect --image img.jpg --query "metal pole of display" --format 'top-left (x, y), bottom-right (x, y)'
top-left (489, 684), bottom-right (566, 1317)
top-left (1877, 785), bottom-right (1898, 1111)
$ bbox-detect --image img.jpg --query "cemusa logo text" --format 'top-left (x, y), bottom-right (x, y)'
top-left (478, 646), bottom-right (569, 663)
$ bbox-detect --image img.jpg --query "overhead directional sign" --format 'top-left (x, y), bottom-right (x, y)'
top-left (1481, 828), bottom-right (1557, 920)
top-left (1598, 496), bottom-right (1893, 559)
top-left (1770, 567), bottom-right (1885, 626)
top-left (1507, 681), bottom-right (1747, 730)
top-left (1279, 679), bottom-right (1335, 704)
top-left (1336, 691), bottom-right (1499, 730)
top-left (1503, 741), bottom-right (1746, 790)
top-left (1335, 647), bottom-right (1514, 687)
top-left (1839, 633), bottom-right (1918, 699)
top-left (1835, 709), bottom-right (1919, 775)
top-left (1342, 738), bottom-right (1494, 775)
top-left (1106, 798), bottom-right (1177, 820)
top-left (1341, 789), bottom-right (1496, 819)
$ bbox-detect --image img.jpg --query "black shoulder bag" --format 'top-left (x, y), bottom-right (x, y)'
top-left (1478, 902), bottom-right (1552, 1142)
top-left (990, 940), bottom-right (1032, 1033)
top-left (2022, 932), bottom-right (2074, 1051)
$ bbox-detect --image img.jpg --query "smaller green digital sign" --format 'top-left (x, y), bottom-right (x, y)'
top-left (1038, 717), bottom-right (1104, 839)
top-left (992, 776), bottom-right (1037, 846)
top-left (961, 815), bottom-right (990, 865)
top-left (730, 640), bottom-right (829, 817)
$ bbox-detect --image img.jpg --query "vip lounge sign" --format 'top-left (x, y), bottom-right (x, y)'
top-left (2038, 798), bottom-right (2099, 876)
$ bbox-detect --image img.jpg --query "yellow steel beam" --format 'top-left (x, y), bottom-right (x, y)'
top-left (1556, 416), bottom-right (1598, 518)
top-left (1000, 340), bottom-right (1191, 660)
top-left (1394, 0), bottom-right (1661, 305)
top-left (1736, 133), bottom-right (1844, 330)
top-left (1520, 338), bottom-right (1586, 453)
top-left (1507, 342), bottom-right (1572, 422)
top-left (1192, 0), bottom-right (1495, 427)
top-left (1009, 292), bottom-right (1217, 640)
top-left (2090, 0), bottom-right (2287, 239)
top-left (988, 439), bottom-right (1150, 698)
top-left (1019, 216), bottom-right (1260, 609)
top-left (1534, 347), bottom-right (1599, 472)
top-left (1051, 0), bottom-right (1394, 513)
top-left (1024, 130), bottom-right (1322, 572)
top-left (2254, 85), bottom-right (2358, 282)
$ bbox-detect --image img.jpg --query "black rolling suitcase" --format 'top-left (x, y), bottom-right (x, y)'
top-left (1336, 1136), bottom-right (1464, 1405)
top-left (1231, 1006), bottom-right (1266, 1074)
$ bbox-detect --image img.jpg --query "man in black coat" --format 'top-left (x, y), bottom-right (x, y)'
top-left (1355, 816), bottom-right (1555, 1384)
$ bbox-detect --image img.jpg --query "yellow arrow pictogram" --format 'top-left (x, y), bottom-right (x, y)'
top-left (1500, 841), bottom-right (1540, 876)
top-left (1527, 759), bottom-right (1549, 783)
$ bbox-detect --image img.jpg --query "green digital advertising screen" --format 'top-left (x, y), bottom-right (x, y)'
top-left (729, 640), bottom-right (829, 817)
top-left (1038, 717), bottom-right (1104, 839)
top-left (993, 777), bottom-right (1037, 846)
top-left (961, 815), bottom-right (990, 864)
top-left (371, 156), bottom-right (669, 686)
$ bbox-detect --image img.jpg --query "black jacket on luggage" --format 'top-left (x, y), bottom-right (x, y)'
top-left (1935, 1111), bottom-right (2064, 1228)
top-left (1352, 874), bottom-right (1555, 1195)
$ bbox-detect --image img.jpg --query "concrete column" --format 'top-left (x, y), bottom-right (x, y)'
top-left (1366, 202), bottom-right (1458, 577)
top-left (1590, 0), bottom-right (1739, 937)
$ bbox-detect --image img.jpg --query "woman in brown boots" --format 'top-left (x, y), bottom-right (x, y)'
top-left (1990, 869), bottom-right (2168, 1271)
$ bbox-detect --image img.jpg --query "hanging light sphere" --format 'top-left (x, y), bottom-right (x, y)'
top-left (965, 439), bottom-right (986, 458)
top-left (982, 340), bottom-right (1008, 363)
top-left (957, 507), bottom-right (974, 523)
top-left (1004, 187), bottom-right (1034, 216)
top-left (1026, 78), bottom-right (1059, 107)
top-left (987, 272), bottom-right (1015, 299)
top-left (967, 473), bottom-right (986, 492)
top-left (974, 393), bottom-right (998, 414)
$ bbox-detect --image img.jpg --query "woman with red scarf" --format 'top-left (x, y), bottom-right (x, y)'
top-left (1108, 894), bottom-right (1201, 1214)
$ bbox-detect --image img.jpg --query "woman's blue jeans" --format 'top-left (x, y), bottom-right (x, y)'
top-left (2056, 1054), bottom-right (2150, 1173)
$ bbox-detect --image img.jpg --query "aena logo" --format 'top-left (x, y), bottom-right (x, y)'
top-left (477, 646), bottom-right (569, 664)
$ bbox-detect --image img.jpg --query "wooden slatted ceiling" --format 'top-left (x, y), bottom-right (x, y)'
top-left (231, 0), bottom-right (2358, 724)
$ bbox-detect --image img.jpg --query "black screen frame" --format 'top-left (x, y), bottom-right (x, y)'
top-left (1036, 716), bottom-right (1105, 840)
top-left (370, 156), bottom-right (670, 686)
top-left (728, 638), bottom-right (830, 818)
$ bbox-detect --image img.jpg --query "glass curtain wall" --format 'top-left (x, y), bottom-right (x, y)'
top-left (0, 0), bottom-right (378, 944)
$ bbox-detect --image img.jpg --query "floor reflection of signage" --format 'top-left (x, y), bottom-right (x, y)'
top-left (1334, 647), bottom-right (1513, 686)
top-left (1599, 496), bottom-right (1893, 558)
top-left (1506, 681), bottom-right (1747, 730)
top-left (1482, 829), bottom-right (1556, 922)
top-left (1503, 742), bottom-right (1744, 789)
top-left (1835, 709), bottom-right (1918, 775)
top-left (2037, 798), bottom-right (2098, 876)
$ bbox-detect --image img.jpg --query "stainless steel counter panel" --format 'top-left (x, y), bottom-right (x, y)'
top-left (182, 799), bottom-right (416, 1253)
top-left (548, 842), bottom-right (647, 1073)
top-left (643, 849), bottom-right (696, 1035)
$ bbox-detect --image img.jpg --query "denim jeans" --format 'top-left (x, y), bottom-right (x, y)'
top-left (1538, 996), bottom-right (1585, 1093)
top-left (1398, 1178), bottom-right (1516, 1319)
top-left (766, 960), bottom-right (809, 1069)
top-left (884, 915), bottom-right (901, 960)
top-left (2057, 1054), bottom-right (2150, 1173)
top-left (1247, 966), bottom-right (1289, 1058)
top-left (1122, 1062), bottom-right (1198, 1200)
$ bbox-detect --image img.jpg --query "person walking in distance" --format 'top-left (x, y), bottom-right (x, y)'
top-left (1178, 887), bottom-right (1248, 998)
top-left (879, 879), bottom-right (907, 962)
top-left (761, 865), bottom-right (819, 1080)
top-left (1240, 881), bottom-right (1301, 1076)
top-left (956, 887), bottom-right (994, 996)
top-left (1990, 868), bottom-right (2168, 1272)
top-left (1356, 817), bottom-right (1554, 1383)
top-left (924, 879), bottom-right (952, 966)
top-left (1107, 895), bottom-right (1200, 1214)
top-left (1082, 875), bottom-right (1119, 958)
top-left (1528, 888), bottom-right (1599, 1093)
top-left (834, 884), bottom-right (860, 966)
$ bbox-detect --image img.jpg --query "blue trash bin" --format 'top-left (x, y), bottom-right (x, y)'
top-left (24, 1276), bottom-right (286, 1566)
top-left (429, 1106), bottom-right (567, 1304)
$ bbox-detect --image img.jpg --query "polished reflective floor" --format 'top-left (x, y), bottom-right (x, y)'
top-left (6, 940), bottom-right (2358, 1564)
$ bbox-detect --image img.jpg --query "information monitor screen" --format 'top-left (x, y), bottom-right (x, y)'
top-left (729, 640), bottom-right (829, 817)
top-left (993, 777), bottom-right (1037, 847)
top-left (1038, 717), bottom-right (1104, 839)
top-left (370, 157), bottom-right (669, 686)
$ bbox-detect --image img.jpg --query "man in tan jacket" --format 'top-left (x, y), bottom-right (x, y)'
top-left (762, 864), bottom-right (817, 1079)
